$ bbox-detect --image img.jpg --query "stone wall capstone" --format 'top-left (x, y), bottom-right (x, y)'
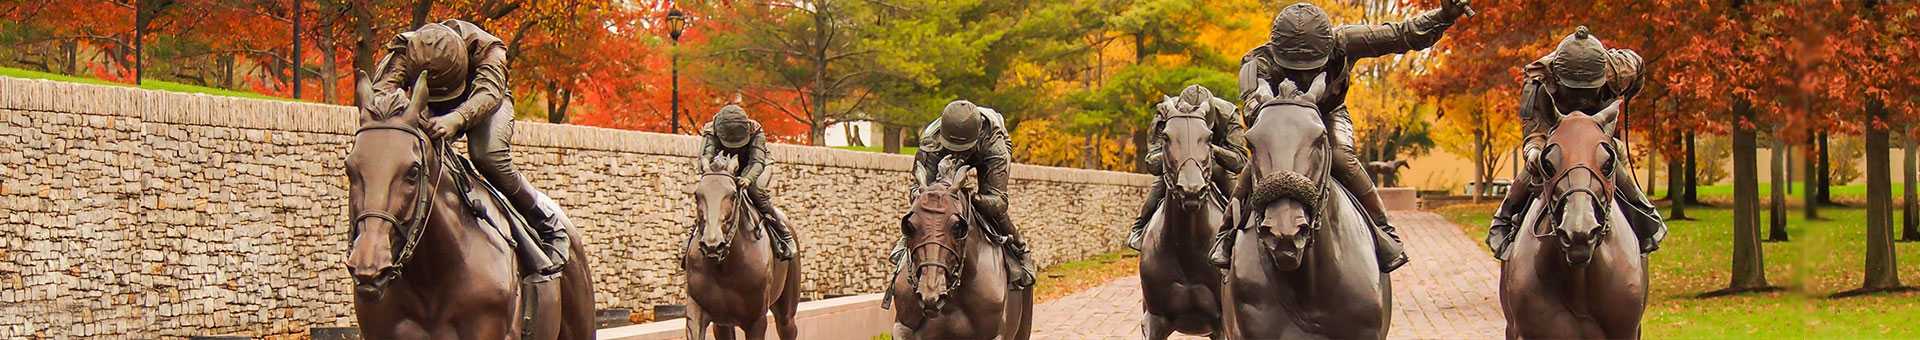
top-left (0, 77), bottom-right (1150, 338)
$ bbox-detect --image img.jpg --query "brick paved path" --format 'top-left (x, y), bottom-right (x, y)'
top-left (1030, 211), bottom-right (1504, 339)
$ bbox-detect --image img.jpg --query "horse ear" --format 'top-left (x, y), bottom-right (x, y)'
top-left (355, 71), bottom-right (375, 123)
top-left (1301, 72), bottom-right (1328, 103)
top-left (1592, 100), bottom-right (1624, 133)
top-left (405, 74), bottom-right (429, 121)
top-left (954, 165), bottom-right (976, 192)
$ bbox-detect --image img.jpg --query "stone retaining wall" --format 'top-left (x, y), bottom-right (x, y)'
top-left (0, 77), bottom-right (1150, 338)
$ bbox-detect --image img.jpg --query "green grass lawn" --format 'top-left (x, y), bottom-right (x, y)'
top-left (1438, 202), bottom-right (1920, 339)
top-left (1685, 183), bottom-right (1906, 205)
top-left (834, 145), bottom-right (918, 155)
top-left (0, 66), bottom-right (291, 101)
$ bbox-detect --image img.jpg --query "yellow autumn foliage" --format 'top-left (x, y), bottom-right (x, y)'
top-left (1013, 120), bottom-right (1138, 172)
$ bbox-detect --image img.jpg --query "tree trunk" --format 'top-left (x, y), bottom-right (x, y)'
top-left (1862, 100), bottom-right (1903, 290)
top-left (1769, 135), bottom-right (1789, 242)
top-left (412, 0), bottom-right (435, 29)
top-left (62, 39), bottom-right (79, 75)
top-left (317, 26), bottom-right (339, 104)
top-left (1806, 134), bottom-right (1821, 219)
top-left (1134, 129), bottom-right (1150, 173)
top-left (1729, 99), bottom-right (1771, 290)
top-left (352, 3), bottom-right (376, 103)
top-left (292, 0), bottom-right (303, 100)
top-left (1082, 132), bottom-right (1097, 169)
top-left (1472, 129), bottom-right (1487, 203)
top-left (1647, 144), bottom-right (1659, 198)
top-left (1686, 131), bottom-right (1701, 205)
top-left (1669, 135), bottom-right (1689, 220)
top-left (1904, 134), bottom-right (1918, 241)
top-left (545, 82), bottom-right (571, 124)
top-left (1819, 131), bottom-right (1833, 205)
top-left (883, 124), bottom-right (903, 154)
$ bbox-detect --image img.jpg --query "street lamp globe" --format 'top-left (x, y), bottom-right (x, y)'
top-left (667, 8), bottom-right (687, 41)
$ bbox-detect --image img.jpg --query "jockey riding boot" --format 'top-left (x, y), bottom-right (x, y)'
top-left (1208, 227), bottom-right (1237, 268)
top-left (1006, 235), bottom-right (1036, 291)
top-left (1351, 185), bottom-right (1409, 273)
top-left (1127, 181), bottom-right (1168, 251)
top-left (988, 212), bottom-right (1036, 290)
top-left (506, 186), bottom-right (570, 277)
top-left (745, 185), bottom-right (794, 260)
top-left (1613, 166), bottom-right (1668, 254)
top-left (1488, 170), bottom-right (1538, 260)
top-left (762, 207), bottom-right (798, 260)
top-left (882, 236), bottom-right (909, 308)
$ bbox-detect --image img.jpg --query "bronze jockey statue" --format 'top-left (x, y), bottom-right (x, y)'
top-left (370, 20), bottom-right (571, 277)
top-left (1128, 84), bottom-right (1249, 250)
top-left (699, 105), bottom-right (798, 260)
top-left (894, 100), bottom-right (1036, 290)
top-left (1214, 0), bottom-right (1472, 272)
top-left (1488, 26), bottom-right (1666, 259)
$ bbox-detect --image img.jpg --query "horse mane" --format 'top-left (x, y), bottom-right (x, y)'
top-left (706, 153), bottom-right (740, 174)
top-left (364, 90), bottom-right (411, 120)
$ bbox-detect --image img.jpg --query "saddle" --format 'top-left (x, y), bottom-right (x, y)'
top-left (445, 152), bottom-right (549, 280)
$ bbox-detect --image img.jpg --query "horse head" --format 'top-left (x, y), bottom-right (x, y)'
top-left (689, 153), bottom-right (749, 261)
top-left (1535, 106), bottom-right (1621, 266)
top-left (1245, 73), bottom-right (1330, 272)
top-left (345, 73), bottom-right (438, 299)
top-left (902, 160), bottom-right (974, 316)
top-left (1158, 95), bottom-right (1217, 210)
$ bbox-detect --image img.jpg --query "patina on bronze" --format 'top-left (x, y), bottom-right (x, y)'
top-left (1221, 75), bottom-right (1392, 339)
top-left (346, 75), bottom-right (596, 339)
top-left (1129, 85), bottom-right (1248, 252)
top-left (1218, 0), bottom-right (1474, 273)
top-left (1138, 97), bottom-right (1233, 340)
top-left (681, 153), bottom-right (803, 340)
top-left (1490, 26), bottom-right (1666, 260)
top-left (890, 160), bottom-right (1034, 340)
top-left (1500, 106), bottom-right (1647, 340)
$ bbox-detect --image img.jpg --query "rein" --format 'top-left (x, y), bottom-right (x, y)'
top-left (907, 179), bottom-right (971, 301)
top-left (351, 122), bottom-right (448, 288)
top-left (695, 171), bottom-right (759, 259)
top-left (1530, 134), bottom-right (1619, 321)
top-left (1160, 113), bottom-right (1232, 211)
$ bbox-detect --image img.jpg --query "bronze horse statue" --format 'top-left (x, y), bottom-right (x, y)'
top-left (889, 161), bottom-right (1033, 340)
top-left (1221, 74), bottom-right (1392, 339)
top-left (1500, 107), bottom-right (1646, 339)
top-left (345, 75), bottom-right (596, 339)
top-left (681, 153), bottom-right (803, 340)
top-left (1139, 102), bottom-right (1229, 340)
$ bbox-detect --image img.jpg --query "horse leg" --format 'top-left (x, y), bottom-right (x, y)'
top-left (773, 261), bottom-right (801, 340)
top-left (742, 317), bottom-right (770, 340)
top-left (685, 303), bottom-right (710, 340)
top-left (1142, 313), bottom-right (1174, 340)
top-left (892, 323), bottom-right (918, 340)
top-left (1009, 289), bottom-right (1034, 340)
top-left (713, 326), bottom-right (737, 340)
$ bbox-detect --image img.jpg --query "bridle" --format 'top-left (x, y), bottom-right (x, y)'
top-left (1248, 99), bottom-right (1337, 253)
top-left (695, 171), bottom-right (758, 260)
top-left (906, 174), bottom-right (970, 302)
top-left (1528, 133), bottom-right (1618, 256)
top-left (350, 121), bottom-right (448, 288)
top-left (1160, 112), bottom-right (1231, 209)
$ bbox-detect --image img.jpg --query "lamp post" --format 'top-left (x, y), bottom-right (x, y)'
top-left (667, 7), bottom-right (687, 134)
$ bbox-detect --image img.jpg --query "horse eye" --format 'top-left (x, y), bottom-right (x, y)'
top-left (405, 164), bottom-right (423, 181)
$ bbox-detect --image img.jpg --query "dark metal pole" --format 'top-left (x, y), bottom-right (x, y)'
top-left (670, 39), bottom-right (680, 134)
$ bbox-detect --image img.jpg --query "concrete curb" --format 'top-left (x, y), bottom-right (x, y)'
top-left (598, 294), bottom-right (890, 340)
